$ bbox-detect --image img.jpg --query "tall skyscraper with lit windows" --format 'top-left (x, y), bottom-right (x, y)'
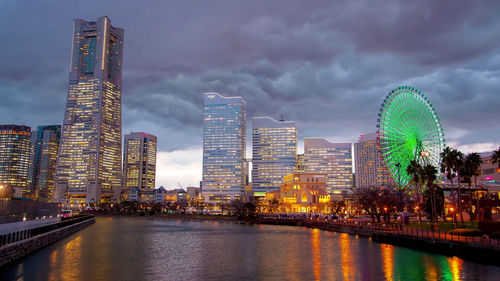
top-left (28, 125), bottom-right (61, 201)
top-left (0, 125), bottom-right (31, 198)
top-left (252, 117), bottom-right (297, 196)
top-left (123, 132), bottom-right (157, 190)
top-left (54, 16), bottom-right (124, 204)
top-left (202, 93), bottom-right (246, 202)
top-left (354, 132), bottom-right (393, 189)
top-left (304, 138), bottom-right (353, 194)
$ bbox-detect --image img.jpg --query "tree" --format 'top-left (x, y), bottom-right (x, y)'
top-left (329, 200), bottom-right (346, 215)
top-left (465, 153), bottom-right (482, 221)
top-left (440, 147), bottom-right (464, 225)
top-left (492, 149), bottom-right (500, 168)
top-left (357, 187), bottom-right (396, 222)
top-left (424, 185), bottom-right (444, 221)
top-left (407, 160), bottom-right (424, 223)
top-left (422, 164), bottom-right (438, 223)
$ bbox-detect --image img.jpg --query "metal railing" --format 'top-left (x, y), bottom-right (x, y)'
top-left (0, 215), bottom-right (94, 247)
top-left (259, 215), bottom-right (500, 249)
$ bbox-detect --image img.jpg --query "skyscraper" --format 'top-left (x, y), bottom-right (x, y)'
top-left (202, 93), bottom-right (246, 202)
top-left (123, 132), bottom-right (157, 190)
top-left (28, 125), bottom-right (61, 201)
top-left (0, 125), bottom-right (31, 198)
top-left (252, 117), bottom-right (297, 196)
top-left (354, 132), bottom-right (393, 189)
top-left (304, 138), bottom-right (353, 194)
top-left (54, 16), bottom-right (124, 204)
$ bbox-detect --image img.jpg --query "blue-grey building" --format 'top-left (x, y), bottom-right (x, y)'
top-left (202, 93), bottom-right (246, 202)
top-left (252, 117), bottom-right (297, 197)
top-left (28, 125), bottom-right (61, 201)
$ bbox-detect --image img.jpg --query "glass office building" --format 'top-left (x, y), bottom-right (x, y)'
top-left (202, 93), bottom-right (246, 202)
top-left (252, 117), bottom-right (297, 196)
top-left (354, 132), bottom-right (393, 189)
top-left (123, 132), bottom-right (157, 190)
top-left (54, 16), bottom-right (124, 204)
top-left (304, 138), bottom-right (353, 194)
top-left (28, 125), bottom-right (61, 201)
top-left (0, 125), bottom-right (31, 197)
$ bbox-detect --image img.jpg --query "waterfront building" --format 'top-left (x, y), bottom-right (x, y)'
top-left (252, 117), bottom-right (297, 197)
top-left (480, 150), bottom-right (500, 184)
top-left (202, 93), bottom-right (246, 202)
top-left (187, 186), bottom-right (201, 200)
top-left (265, 173), bottom-right (330, 212)
top-left (304, 138), bottom-right (353, 194)
top-left (122, 186), bottom-right (166, 203)
top-left (123, 132), bottom-right (157, 191)
top-left (354, 132), bottom-right (393, 189)
top-left (28, 125), bottom-right (61, 201)
top-left (0, 125), bottom-right (31, 198)
top-left (54, 16), bottom-right (124, 204)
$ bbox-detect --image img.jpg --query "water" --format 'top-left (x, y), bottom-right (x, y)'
top-left (1, 217), bottom-right (499, 281)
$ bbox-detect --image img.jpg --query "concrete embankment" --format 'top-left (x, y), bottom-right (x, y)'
top-left (258, 218), bottom-right (500, 266)
top-left (0, 216), bottom-right (95, 266)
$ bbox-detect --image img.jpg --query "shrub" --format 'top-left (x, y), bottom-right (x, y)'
top-left (479, 220), bottom-right (500, 234)
top-left (449, 229), bottom-right (483, 237)
top-left (489, 231), bottom-right (500, 240)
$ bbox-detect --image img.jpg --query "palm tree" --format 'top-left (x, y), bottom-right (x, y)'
top-left (451, 149), bottom-right (465, 225)
top-left (407, 160), bottom-right (423, 223)
top-left (422, 164), bottom-right (438, 223)
top-left (492, 149), bottom-right (500, 168)
top-left (441, 146), bottom-right (457, 224)
top-left (466, 153), bottom-right (483, 221)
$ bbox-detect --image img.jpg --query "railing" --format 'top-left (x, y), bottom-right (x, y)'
top-left (0, 215), bottom-right (94, 247)
top-left (259, 215), bottom-right (500, 249)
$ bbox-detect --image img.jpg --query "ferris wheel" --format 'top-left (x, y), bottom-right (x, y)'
top-left (377, 86), bottom-right (446, 187)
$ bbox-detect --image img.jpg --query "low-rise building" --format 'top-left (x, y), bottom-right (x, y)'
top-left (266, 173), bottom-right (330, 212)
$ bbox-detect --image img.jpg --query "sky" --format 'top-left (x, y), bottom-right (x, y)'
top-left (1, 0), bottom-right (499, 189)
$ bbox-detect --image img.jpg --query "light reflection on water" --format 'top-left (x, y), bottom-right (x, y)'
top-left (1, 217), bottom-right (500, 281)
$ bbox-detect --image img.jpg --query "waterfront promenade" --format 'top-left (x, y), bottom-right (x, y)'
top-left (257, 215), bottom-right (500, 265)
top-left (0, 217), bottom-right (60, 235)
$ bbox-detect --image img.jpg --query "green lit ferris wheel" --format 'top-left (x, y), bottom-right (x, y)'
top-left (377, 86), bottom-right (446, 187)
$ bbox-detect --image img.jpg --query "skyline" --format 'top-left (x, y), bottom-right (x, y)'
top-left (1, 1), bottom-right (500, 189)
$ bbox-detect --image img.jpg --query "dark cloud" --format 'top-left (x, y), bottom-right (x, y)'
top-left (0, 0), bottom-right (499, 154)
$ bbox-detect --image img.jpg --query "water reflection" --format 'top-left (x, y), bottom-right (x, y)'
top-left (1, 218), bottom-right (499, 281)
top-left (381, 244), bottom-right (394, 281)
top-left (339, 233), bottom-right (356, 281)
top-left (447, 256), bottom-right (464, 281)
top-left (310, 228), bottom-right (321, 280)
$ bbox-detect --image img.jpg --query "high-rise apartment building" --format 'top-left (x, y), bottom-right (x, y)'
top-left (354, 132), bottom-right (393, 189)
top-left (123, 132), bottom-right (157, 190)
top-left (54, 16), bottom-right (124, 204)
top-left (252, 117), bottom-right (297, 196)
top-left (304, 138), bottom-right (353, 194)
top-left (202, 93), bottom-right (246, 202)
top-left (28, 125), bottom-right (61, 201)
top-left (0, 125), bottom-right (31, 198)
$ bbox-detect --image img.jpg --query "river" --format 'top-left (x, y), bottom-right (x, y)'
top-left (1, 217), bottom-right (499, 280)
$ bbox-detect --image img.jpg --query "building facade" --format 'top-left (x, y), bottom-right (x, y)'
top-left (202, 93), bottom-right (246, 202)
top-left (54, 16), bottom-right (124, 204)
top-left (480, 150), bottom-right (500, 184)
top-left (0, 125), bottom-right (31, 198)
top-left (252, 117), bottom-right (297, 197)
top-left (28, 125), bottom-right (61, 201)
top-left (123, 132), bottom-right (157, 190)
top-left (304, 138), bottom-right (353, 194)
top-left (354, 132), bottom-right (393, 189)
top-left (265, 173), bottom-right (330, 213)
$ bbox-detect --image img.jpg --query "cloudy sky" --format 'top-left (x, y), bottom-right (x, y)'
top-left (1, 0), bottom-right (499, 189)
